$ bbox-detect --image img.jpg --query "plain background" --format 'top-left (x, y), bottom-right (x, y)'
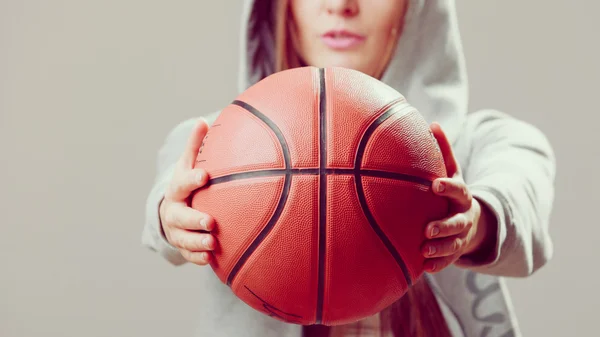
top-left (1, 1), bottom-right (598, 336)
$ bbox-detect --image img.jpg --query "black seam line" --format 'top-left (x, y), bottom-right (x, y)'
top-left (354, 102), bottom-right (414, 287)
top-left (315, 67), bottom-right (327, 325)
top-left (226, 100), bottom-right (292, 287)
top-left (207, 168), bottom-right (431, 187)
top-left (244, 285), bottom-right (303, 319)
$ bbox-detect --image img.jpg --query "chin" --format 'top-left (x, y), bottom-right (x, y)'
top-left (316, 56), bottom-right (370, 74)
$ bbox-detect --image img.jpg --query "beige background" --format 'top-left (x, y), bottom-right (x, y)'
top-left (1, 1), bottom-right (597, 336)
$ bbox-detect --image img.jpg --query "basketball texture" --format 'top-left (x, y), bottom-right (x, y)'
top-left (191, 66), bottom-right (449, 326)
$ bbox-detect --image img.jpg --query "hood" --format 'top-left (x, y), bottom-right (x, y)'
top-left (237, 0), bottom-right (469, 143)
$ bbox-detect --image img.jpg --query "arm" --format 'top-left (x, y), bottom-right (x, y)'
top-left (455, 109), bottom-right (556, 277)
top-left (142, 112), bottom-right (220, 265)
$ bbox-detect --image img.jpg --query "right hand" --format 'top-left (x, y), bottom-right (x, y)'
top-left (159, 118), bottom-right (216, 266)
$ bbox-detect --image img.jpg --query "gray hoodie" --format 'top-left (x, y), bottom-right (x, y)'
top-left (142, 1), bottom-right (556, 336)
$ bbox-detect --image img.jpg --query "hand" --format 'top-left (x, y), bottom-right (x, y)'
top-left (159, 119), bottom-right (216, 266)
top-left (421, 122), bottom-right (497, 273)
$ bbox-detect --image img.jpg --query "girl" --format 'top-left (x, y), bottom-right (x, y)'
top-left (142, 1), bottom-right (556, 336)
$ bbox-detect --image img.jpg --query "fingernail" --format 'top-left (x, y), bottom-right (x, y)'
top-left (431, 226), bottom-right (440, 237)
top-left (203, 237), bottom-right (211, 248)
top-left (437, 182), bottom-right (445, 193)
top-left (428, 246), bottom-right (437, 256)
top-left (430, 263), bottom-right (436, 272)
top-left (201, 252), bottom-right (211, 263)
top-left (196, 171), bottom-right (204, 183)
top-left (200, 218), bottom-right (208, 229)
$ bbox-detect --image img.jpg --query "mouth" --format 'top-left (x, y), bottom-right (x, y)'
top-left (321, 29), bottom-right (366, 50)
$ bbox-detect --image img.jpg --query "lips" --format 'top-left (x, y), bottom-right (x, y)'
top-left (321, 30), bottom-right (366, 50)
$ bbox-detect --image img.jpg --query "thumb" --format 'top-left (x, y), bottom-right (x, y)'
top-left (182, 118), bottom-right (210, 169)
top-left (430, 122), bottom-right (460, 177)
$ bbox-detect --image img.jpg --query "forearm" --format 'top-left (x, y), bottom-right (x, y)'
top-left (454, 110), bottom-right (556, 277)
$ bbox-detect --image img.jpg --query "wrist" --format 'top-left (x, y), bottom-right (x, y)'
top-left (462, 198), bottom-right (498, 261)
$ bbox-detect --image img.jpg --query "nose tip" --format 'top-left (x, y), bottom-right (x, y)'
top-left (325, 0), bottom-right (358, 17)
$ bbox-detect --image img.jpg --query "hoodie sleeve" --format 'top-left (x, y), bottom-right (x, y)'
top-left (453, 109), bottom-right (556, 277)
top-left (141, 113), bottom-right (219, 266)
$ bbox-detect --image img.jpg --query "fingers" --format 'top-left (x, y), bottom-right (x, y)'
top-left (167, 228), bottom-right (216, 252)
top-left (432, 177), bottom-right (472, 212)
top-left (423, 255), bottom-right (456, 274)
top-left (180, 250), bottom-right (212, 266)
top-left (165, 168), bottom-right (208, 201)
top-left (164, 202), bottom-right (214, 231)
top-left (425, 213), bottom-right (471, 239)
top-left (422, 235), bottom-right (468, 259)
top-left (182, 118), bottom-right (210, 168)
top-left (422, 210), bottom-right (474, 272)
top-left (429, 122), bottom-right (459, 177)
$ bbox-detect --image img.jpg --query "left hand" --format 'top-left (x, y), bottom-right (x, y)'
top-left (421, 122), bottom-right (496, 273)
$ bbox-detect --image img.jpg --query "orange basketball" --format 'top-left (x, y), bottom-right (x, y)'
top-left (191, 66), bottom-right (449, 326)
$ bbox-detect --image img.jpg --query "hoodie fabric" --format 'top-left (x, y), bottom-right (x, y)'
top-left (142, 1), bottom-right (556, 336)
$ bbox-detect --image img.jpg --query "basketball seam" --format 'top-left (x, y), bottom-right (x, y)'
top-left (225, 100), bottom-right (293, 287)
top-left (315, 67), bottom-right (327, 324)
top-left (354, 102), bottom-right (416, 287)
top-left (206, 168), bottom-right (431, 186)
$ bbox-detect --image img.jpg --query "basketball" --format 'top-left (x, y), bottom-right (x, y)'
top-left (191, 66), bottom-right (449, 326)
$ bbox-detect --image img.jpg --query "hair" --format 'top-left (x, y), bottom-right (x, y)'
top-left (274, 0), bottom-right (303, 72)
top-left (272, 1), bottom-right (453, 336)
